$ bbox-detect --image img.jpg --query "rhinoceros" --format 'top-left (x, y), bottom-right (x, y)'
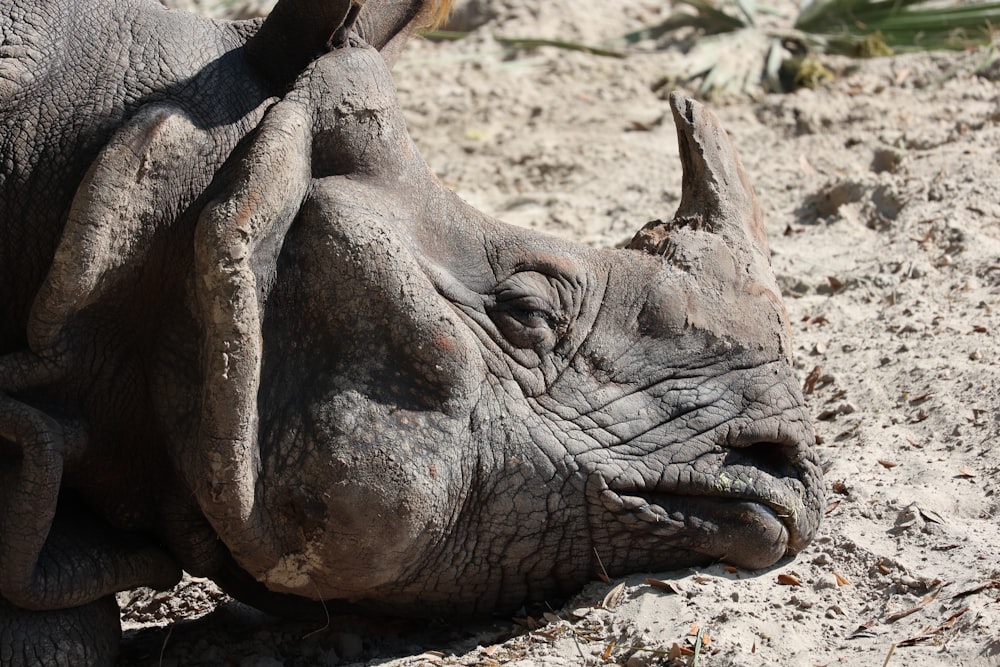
top-left (0, 0), bottom-right (823, 663)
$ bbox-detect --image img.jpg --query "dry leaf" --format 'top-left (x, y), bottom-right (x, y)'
top-left (669, 643), bottom-right (684, 659)
top-left (694, 575), bottom-right (714, 584)
top-left (803, 365), bottom-right (822, 394)
top-left (777, 573), bottom-right (802, 586)
top-left (917, 507), bottom-right (945, 524)
top-left (957, 468), bottom-right (976, 478)
top-left (834, 571), bottom-right (852, 587)
top-left (953, 579), bottom-right (1000, 599)
top-left (516, 616), bottom-right (541, 630)
top-left (886, 587), bottom-right (941, 622)
top-left (799, 153), bottom-right (817, 176)
top-left (938, 607), bottom-right (969, 629)
top-left (601, 582), bottom-right (626, 610)
top-left (645, 577), bottom-right (682, 595)
top-left (850, 619), bottom-right (878, 638)
top-left (687, 622), bottom-right (701, 636)
top-left (896, 633), bottom-right (936, 647)
top-left (897, 607), bottom-right (969, 646)
top-left (723, 565), bottom-right (739, 574)
top-left (542, 612), bottom-right (561, 624)
top-left (601, 641), bottom-right (616, 661)
top-left (878, 459), bottom-right (898, 469)
top-left (825, 500), bottom-right (842, 515)
top-left (825, 388), bottom-right (847, 402)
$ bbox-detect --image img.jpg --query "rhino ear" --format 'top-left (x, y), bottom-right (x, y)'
top-left (186, 92), bottom-right (314, 574)
top-left (354, 0), bottom-right (453, 67)
top-left (244, 0), bottom-right (354, 87)
top-left (245, 0), bottom-right (445, 86)
top-left (628, 93), bottom-right (769, 257)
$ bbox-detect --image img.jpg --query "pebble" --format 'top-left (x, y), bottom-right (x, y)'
top-left (240, 657), bottom-right (284, 667)
top-left (332, 633), bottom-right (364, 662)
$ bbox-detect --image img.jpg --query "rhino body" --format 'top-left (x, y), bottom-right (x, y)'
top-left (0, 0), bottom-right (823, 663)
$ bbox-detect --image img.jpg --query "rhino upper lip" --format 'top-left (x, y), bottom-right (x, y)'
top-left (602, 478), bottom-right (797, 529)
top-left (598, 442), bottom-right (812, 551)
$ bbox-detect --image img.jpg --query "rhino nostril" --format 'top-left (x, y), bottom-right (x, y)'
top-left (725, 441), bottom-right (796, 477)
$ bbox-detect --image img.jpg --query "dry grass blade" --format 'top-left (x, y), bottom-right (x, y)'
top-left (594, 548), bottom-right (611, 584)
top-left (881, 642), bottom-right (896, 667)
top-left (421, 31), bottom-right (625, 58)
top-left (494, 36), bottom-right (625, 58)
top-left (692, 627), bottom-right (707, 666)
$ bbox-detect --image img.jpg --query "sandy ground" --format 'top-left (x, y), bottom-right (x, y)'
top-left (124, 1), bottom-right (1000, 664)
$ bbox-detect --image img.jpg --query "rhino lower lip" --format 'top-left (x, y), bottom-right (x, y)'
top-left (600, 488), bottom-right (796, 570)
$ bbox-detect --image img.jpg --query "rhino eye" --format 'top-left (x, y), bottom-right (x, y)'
top-left (489, 281), bottom-right (568, 351)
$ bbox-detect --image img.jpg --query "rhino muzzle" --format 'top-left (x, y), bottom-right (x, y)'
top-left (594, 433), bottom-right (820, 570)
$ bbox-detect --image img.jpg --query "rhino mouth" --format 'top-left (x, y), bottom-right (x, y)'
top-left (596, 442), bottom-right (817, 570)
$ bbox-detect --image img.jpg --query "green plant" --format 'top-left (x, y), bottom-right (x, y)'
top-left (624, 0), bottom-right (1000, 96)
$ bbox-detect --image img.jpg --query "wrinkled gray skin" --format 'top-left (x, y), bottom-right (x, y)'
top-left (0, 0), bottom-right (823, 664)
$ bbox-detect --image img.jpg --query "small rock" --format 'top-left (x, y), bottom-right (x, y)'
top-left (240, 657), bottom-right (284, 667)
top-left (871, 147), bottom-right (902, 174)
top-left (626, 654), bottom-right (652, 667)
top-left (813, 574), bottom-right (838, 591)
top-left (790, 594), bottom-right (814, 609)
top-left (332, 633), bottom-right (364, 662)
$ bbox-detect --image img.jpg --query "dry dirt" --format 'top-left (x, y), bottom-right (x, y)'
top-left (124, 1), bottom-right (1000, 664)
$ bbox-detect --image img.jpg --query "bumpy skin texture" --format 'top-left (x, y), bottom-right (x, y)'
top-left (0, 0), bottom-right (823, 663)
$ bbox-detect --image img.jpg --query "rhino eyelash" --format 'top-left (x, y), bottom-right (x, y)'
top-left (513, 310), bottom-right (572, 342)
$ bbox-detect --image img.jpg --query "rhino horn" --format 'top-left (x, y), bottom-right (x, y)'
top-left (627, 92), bottom-right (769, 258)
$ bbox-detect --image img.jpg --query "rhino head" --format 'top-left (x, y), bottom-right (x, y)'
top-left (172, 45), bottom-right (822, 613)
top-left (0, 0), bottom-right (822, 656)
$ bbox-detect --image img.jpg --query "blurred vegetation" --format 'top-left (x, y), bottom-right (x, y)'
top-left (424, 0), bottom-right (1000, 98)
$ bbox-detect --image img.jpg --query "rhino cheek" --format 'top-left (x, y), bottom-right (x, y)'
top-left (256, 393), bottom-right (464, 600)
